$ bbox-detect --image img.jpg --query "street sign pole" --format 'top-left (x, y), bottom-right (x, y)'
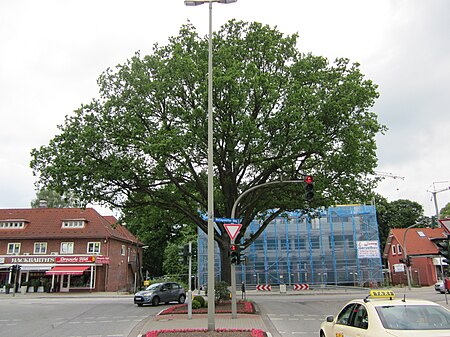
top-left (231, 237), bottom-right (237, 319)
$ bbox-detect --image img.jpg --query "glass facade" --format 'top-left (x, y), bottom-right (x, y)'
top-left (198, 205), bottom-right (383, 287)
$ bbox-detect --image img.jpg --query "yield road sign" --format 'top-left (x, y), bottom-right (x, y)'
top-left (224, 223), bottom-right (242, 241)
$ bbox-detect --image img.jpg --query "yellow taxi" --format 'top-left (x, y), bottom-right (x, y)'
top-left (319, 290), bottom-right (450, 337)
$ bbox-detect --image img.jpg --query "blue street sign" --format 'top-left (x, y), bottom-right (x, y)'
top-left (214, 217), bottom-right (240, 224)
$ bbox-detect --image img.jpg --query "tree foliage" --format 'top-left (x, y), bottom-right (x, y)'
top-left (31, 188), bottom-right (82, 208)
top-left (30, 20), bottom-right (384, 283)
top-left (376, 196), bottom-right (427, 253)
top-left (440, 202), bottom-right (450, 219)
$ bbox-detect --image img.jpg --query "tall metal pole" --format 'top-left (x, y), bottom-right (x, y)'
top-left (403, 224), bottom-right (417, 290)
top-left (206, 1), bottom-right (215, 331)
top-left (230, 179), bottom-right (305, 318)
top-left (188, 241), bottom-right (193, 319)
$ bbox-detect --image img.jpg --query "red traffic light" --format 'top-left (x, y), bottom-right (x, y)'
top-left (231, 244), bottom-right (237, 251)
top-left (304, 175), bottom-right (313, 184)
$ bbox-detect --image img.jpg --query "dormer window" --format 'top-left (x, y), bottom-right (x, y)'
top-left (62, 219), bottom-right (86, 228)
top-left (0, 221), bottom-right (25, 229)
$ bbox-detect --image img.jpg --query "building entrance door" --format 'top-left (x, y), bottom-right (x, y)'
top-left (61, 274), bottom-right (70, 292)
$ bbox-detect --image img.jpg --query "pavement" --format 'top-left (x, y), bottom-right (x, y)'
top-left (1, 286), bottom-right (444, 337)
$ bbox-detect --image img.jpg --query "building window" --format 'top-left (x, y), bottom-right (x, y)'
top-left (121, 245), bottom-right (126, 256)
top-left (34, 242), bottom-right (47, 254)
top-left (87, 242), bottom-right (101, 254)
top-left (397, 245), bottom-right (402, 255)
top-left (391, 245), bottom-right (397, 255)
top-left (62, 220), bottom-right (85, 228)
top-left (0, 221), bottom-right (25, 229)
top-left (417, 231), bottom-right (426, 237)
top-left (7, 243), bottom-right (21, 254)
top-left (61, 242), bottom-right (74, 254)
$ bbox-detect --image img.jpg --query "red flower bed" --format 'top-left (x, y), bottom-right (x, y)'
top-left (160, 301), bottom-right (256, 315)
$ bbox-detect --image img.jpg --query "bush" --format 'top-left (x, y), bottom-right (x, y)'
top-left (215, 281), bottom-right (230, 303)
top-left (191, 299), bottom-right (201, 309)
top-left (193, 295), bottom-right (206, 307)
top-left (204, 281), bottom-right (230, 303)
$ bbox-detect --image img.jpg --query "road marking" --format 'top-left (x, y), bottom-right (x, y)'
top-left (288, 318), bottom-right (299, 321)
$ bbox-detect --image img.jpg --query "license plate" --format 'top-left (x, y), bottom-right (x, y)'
top-left (135, 296), bottom-right (143, 300)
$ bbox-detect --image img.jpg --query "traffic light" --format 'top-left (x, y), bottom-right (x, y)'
top-left (230, 244), bottom-right (238, 264)
top-left (178, 244), bottom-right (191, 264)
top-left (304, 175), bottom-right (314, 201)
top-left (433, 235), bottom-right (450, 265)
top-left (399, 256), bottom-right (412, 267)
top-left (239, 245), bottom-right (246, 265)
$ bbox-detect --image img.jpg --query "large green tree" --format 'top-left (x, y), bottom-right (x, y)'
top-left (31, 188), bottom-right (81, 208)
top-left (376, 196), bottom-right (427, 253)
top-left (30, 20), bottom-right (384, 283)
top-left (440, 202), bottom-right (450, 218)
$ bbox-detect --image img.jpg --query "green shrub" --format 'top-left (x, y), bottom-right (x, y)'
top-left (191, 299), bottom-right (201, 309)
top-left (193, 295), bottom-right (206, 307)
top-left (215, 281), bottom-right (230, 303)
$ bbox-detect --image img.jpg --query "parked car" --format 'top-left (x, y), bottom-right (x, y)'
top-left (134, 282), bottom-right (186, 307)
top-left (320, 290), bottom-right (450, 337)
top-left (434, 280), bottom-right (449, 294)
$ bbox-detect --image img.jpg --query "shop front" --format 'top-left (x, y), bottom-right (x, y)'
top-left (0, 255), bottom-right (110, 293)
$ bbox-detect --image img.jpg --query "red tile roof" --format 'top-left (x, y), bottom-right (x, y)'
top-left (390, 227), bottom-right (448, 255)
top-left (0, 208), bottom-right (141, 244)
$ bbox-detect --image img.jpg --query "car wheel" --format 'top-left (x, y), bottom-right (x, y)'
top-left (178, 294), bottom-right (186, 304)
top-left (152, 296), bottom-right (160, 306)
top-left (137, 303), bottom-right (143, 307)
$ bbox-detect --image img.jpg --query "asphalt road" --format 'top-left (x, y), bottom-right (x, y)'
top-left (0, 287), bottom-right (448, 337)
top-left (252, 287), bottom-right (450, 337)
top-left (0, 295), bottom-right (157, 337)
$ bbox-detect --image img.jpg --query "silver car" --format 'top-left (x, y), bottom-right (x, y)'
top-left (134, 282), bottom-right (186, 307)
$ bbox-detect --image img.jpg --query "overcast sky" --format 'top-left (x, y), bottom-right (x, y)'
top-left (1, 0), bottom-right (449, 217)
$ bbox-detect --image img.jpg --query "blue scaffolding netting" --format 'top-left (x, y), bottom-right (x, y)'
top-left (198, 204), bottom-right (383, 286)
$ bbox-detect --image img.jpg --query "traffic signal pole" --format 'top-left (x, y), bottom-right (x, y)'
top-left (230, 240), bottom-right (237, 319)
top-left (229, 178), bottom-right (310, 319)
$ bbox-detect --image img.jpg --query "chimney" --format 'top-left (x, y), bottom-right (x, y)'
top-left (39, 200), bottom-right (48, 208)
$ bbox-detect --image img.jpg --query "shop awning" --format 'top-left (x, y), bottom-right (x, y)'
top-left (45, 266), bottom-right (90, 275)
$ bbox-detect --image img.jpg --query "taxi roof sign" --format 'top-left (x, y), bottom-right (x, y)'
top-left (369, 290), bottom-right (395, 299)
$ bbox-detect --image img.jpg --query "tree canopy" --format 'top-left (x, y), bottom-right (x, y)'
top-left (440, 202), bottom-right (450, 218)
top-left (30, 20), bottom-right (385, 282)
top-left (375, 196), bottom-right (427, 254)
top-left (31, 188), bottom-right (81, 208)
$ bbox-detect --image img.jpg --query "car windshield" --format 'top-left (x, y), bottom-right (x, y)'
top-left (376, 304), bottom-right (450, 330)
top-left (145, 283), bottom-right (161, 291)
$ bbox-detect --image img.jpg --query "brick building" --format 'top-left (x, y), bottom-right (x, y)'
top-left (383, 227), bottom-right (448, 286)
top-left (0, 207), bottom-right (144, 293)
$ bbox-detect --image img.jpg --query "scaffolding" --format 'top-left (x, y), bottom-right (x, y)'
top-left (198, 205), bottom-right (383, 287)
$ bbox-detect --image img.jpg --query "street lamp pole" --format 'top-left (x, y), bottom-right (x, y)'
top-left (184, 0), bottom-right (237, 331)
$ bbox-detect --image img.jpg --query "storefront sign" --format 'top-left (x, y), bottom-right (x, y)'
top-left (10, 256), bottom-right (55, 263)
top-left (94, 256), bottom-right (110, 264)
top-left (56, 256), bottom-right (95, 263)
